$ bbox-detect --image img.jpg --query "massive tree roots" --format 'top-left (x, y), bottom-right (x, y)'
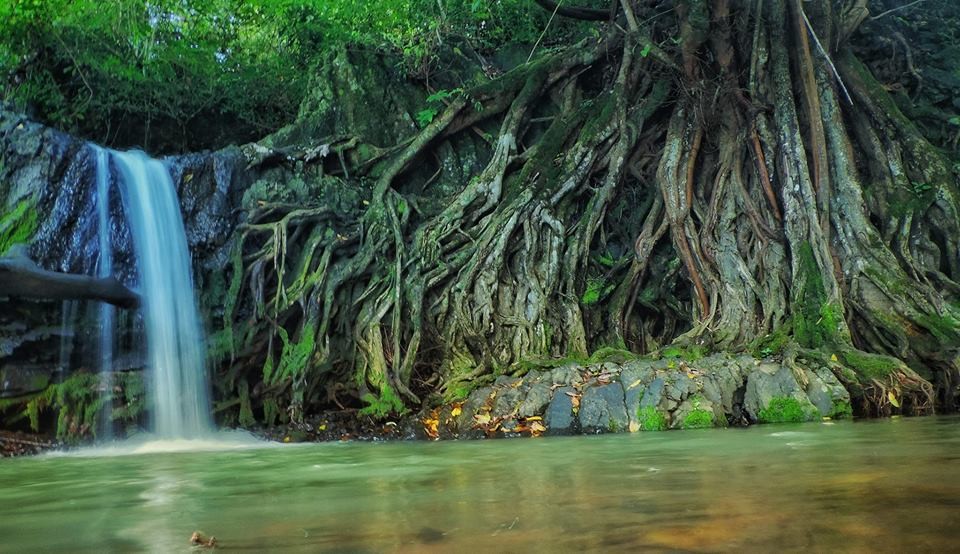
top-left (222, 0), bottom-right (959, 424)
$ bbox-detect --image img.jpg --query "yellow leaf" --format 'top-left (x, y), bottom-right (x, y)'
top-left (451, 406), bottom-right (462, 417)
top-left (525, 416), bottom-right (542, 421)
top-left (888, 391), bottom-right (901, 408)
top-left (474, 413), bottom-right (491, 425)
top-left (317, 424), bottom-right (327, 431)
top-left (529, 421), bottom-right (546, 434)
top-left (830, 354), bottom-right (838, 362)
top-left (283, 436), bottom-right (291, 443)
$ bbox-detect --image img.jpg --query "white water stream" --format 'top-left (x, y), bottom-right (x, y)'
top-left (100, 149), bottom-right (213, 438)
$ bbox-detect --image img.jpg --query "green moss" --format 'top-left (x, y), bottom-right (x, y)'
top-left (267, 323), bottom-right (316, 385)
top-left (0, 200), bottom-right (39, 254)
top-left (637, 406), bottom-right (667, 431)
top-left (792, 242), bottom-right (841, 348)
top-left (587, 345), bottom-right (639, 364)
top-left (750, 326), bottom-right (791, 358)
top-left (359, 383), bottom-right (406, 419)
top-left (219, 240), bottom-right (245, 359)
top-left (581, 277), bottom-right (613, 305)
top-left (916, 313), bottom-right (960, 344)
top-left (758, 396), bottom-right (818, 423)
top-left (661, 345), bottom-right (707, 361)
top-left (237, 378), bottom-right (256, 428)
top-left (828, 400), bottom-right (853, 419)
top-left (840, 350), bottom-right (901, 380)
top-left (682, 408), bottom-right (713, 429)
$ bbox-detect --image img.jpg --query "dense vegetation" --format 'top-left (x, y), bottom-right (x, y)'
top-left (0, 0), bottom-right (595, 152)
top-left (2, 0), bottom-right (960, 436)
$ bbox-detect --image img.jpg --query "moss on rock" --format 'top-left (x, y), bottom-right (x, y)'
top-left (758, 395), bottom-right (819, 423)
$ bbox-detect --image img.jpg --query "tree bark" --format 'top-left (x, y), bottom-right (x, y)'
top-left (0, 253), bottom-right (139, 309)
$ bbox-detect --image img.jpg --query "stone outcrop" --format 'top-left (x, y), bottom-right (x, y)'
top-left (443, 354), bottom-right (851, 437)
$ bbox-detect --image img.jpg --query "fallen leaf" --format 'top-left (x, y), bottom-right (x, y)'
top-left (525, 416), bottom-right (542, 421)
top-left (474, 413), bottom-right (492, 425)
top-left (450, 405), bottom-right (462, 417)
top-left (830, 354), bottom-right (838, 362)
top-left (888, 391), bottom-right (901, 408)
top-left (528, 421), bottom-right (546, 436)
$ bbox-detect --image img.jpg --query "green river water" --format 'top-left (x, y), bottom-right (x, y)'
top-left (1, 416), bottom-right (958, 552)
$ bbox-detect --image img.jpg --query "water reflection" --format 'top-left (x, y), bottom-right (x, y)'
top-left (1, 417), bottom-right (958, 552)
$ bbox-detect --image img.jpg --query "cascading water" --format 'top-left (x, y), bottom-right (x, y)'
top-left (93, 147), bottom-right (115, 439)
top-left (97, 149), bottom-right (213, 439)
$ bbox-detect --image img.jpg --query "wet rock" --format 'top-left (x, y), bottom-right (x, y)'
top-left (673, 396), bottom-right (721, 430)
top-left (491, 385), bottom-right (523, 419)
top-left (579, 383), bottom-right (628, 433)
top-left (699, 355), bottom-right (747, 413)
top-left (0, 363), bottom-right (51, 398)
top-left (456, 386), bottom-right (493, 429)
top-left (621, 362), bottom-right (655, 431)
top-left (544, 386), bottom-right (577, 435)
top-left (517, 382), bottom-right (552, 418)
top-left (640, 378), bottom-right (665, 409)
top-left (663, 373), bottom-right (697, 411)
top-left (547, 365), bottom-right (584, 386)
top-left (804, 366), bottom-right (851, 417)
top-left (743, 364), bottom-right (818, 422)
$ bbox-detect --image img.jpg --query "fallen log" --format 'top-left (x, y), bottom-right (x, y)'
top-left (0, 248), bottom-right (139, 309)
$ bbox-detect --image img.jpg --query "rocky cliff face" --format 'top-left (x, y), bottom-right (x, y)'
top-left (0, 106), bottom-right (251, 401)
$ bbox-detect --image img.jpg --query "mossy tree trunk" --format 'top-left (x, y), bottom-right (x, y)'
top-left (224, 0), bottom-right (959, 423)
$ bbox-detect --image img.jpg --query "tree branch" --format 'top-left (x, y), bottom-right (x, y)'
top-left (0, 253), bottom-right (139, 309)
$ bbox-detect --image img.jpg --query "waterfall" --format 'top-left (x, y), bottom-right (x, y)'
top-left (99, 149), bottom-right (213, 438)
top-left (93, 147), bottom-right (115, 440)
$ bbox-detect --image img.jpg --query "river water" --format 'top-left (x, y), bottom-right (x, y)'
top-left (1, 417), bottom-right (958, 552)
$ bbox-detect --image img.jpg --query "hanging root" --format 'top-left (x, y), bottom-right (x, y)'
top-left (214, 0), bottom-right (960, 423)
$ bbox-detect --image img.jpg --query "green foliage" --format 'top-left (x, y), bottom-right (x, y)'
top-left (268, 323), bottom-right (316, 385)
top-left (109, 372), bottom-right (145, 426)
top-left (828, 400), bottom-right (853, 419)
top-left (637, 406), bottom-right (667, 431)
top-left (0, 0), bottom-right (314, 150)
top-left (21, 371), bottom-right (128, 442)
top-left (758, 396), bottom-right (818, 423)
top-left (0, 199), bottom-right (38, 254)
top-left (0, 0), bottom-right (599, 150)
top-left (416, 106), bottom-right (439, 127)
top-left (682, 396), bottom-right (713, 429)
top-left (581, 277), bottom-right (614, 305)
top-left (359, 383), bottom-right (405, 419)
top-left (682, 408), bottom-right (713, 429)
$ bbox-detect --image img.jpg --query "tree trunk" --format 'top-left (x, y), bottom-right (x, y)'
top-left (222, 0), bottom-right (959, 422)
